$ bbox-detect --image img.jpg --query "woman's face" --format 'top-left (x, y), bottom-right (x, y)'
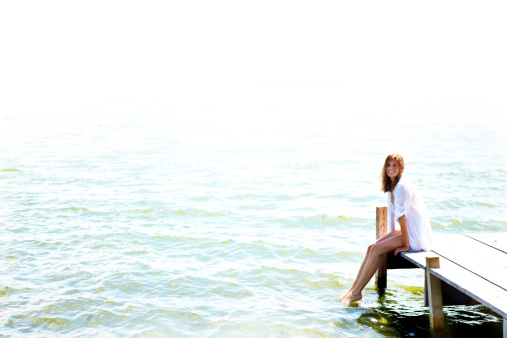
top-left (386, 159), bottom-right (400, 180)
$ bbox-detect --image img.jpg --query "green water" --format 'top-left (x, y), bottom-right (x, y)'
top-left (0, 113), bottom-right (506, 337)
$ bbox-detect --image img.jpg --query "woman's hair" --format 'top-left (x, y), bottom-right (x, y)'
top-left (380, 153), bottom-right (405, 192)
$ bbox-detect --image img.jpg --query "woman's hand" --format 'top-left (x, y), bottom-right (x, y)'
top-left (394, 246), bottom-right (409, 256)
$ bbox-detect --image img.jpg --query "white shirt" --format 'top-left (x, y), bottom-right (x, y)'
top-left (387, 178), bottom-right (433, 252)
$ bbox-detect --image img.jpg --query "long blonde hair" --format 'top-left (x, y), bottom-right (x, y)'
top-left (380, 153), bottom-right (405, 193)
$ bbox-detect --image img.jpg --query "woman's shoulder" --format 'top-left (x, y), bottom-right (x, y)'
top-left (394, 177), bottom-right (414, 193)
top-left (396, 177), bottom-right (410, 187)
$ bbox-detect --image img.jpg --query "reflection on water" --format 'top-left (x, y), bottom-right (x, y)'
top-left (357, 289), bottom-right (503, 337)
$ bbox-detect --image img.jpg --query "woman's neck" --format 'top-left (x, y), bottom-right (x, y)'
top-left (390, 177), bottom-right (399, 192)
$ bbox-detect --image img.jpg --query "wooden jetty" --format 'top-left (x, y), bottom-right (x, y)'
top-left (375, 206), bottom-right (507, 337)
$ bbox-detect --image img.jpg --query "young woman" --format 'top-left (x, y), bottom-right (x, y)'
top-left (338, 153), bottom-right (433, 303)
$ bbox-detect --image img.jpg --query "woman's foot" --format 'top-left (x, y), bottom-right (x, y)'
top-left (336, 289), bottom-right (352, 302)
top-left (341, 291), bottom-right (362, 304)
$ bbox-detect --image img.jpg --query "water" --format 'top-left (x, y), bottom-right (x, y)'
top-left (1, 111), bottom-right (506, 337)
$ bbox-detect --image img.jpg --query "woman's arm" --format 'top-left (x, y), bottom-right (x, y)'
top-left (394, 215), bottom-right (410, 256)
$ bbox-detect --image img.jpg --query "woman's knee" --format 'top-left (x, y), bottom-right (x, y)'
top-left (366, 244), bottom-right (374, 254)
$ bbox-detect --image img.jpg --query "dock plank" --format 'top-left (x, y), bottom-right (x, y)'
top-left (401, 251), bottom-right (430, 269)
top-left (465, 233), bottom-right (507, 254)
top-left (431, 234), bottom-right (507, 291)
top-left (429, 259), bottom-right (507, 318)
top-left (380, 216), bottom-right (507, 332)
top-left (402, 250), bottom-right (507, 318)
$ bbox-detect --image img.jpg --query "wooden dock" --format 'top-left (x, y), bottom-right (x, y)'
top-left (374, 206), bottom-right (507, 336)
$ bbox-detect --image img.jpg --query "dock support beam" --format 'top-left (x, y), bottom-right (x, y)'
top-left (426, 256), bottom-right (445, 329)
top-left (375, 206), bottom-right (388, 290)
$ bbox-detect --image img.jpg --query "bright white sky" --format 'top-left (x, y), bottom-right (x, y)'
top-left (1, 1), bottom-right (506, 124)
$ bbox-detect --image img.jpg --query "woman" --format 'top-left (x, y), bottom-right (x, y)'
top-left (338, 153), bottom-right (433, 303)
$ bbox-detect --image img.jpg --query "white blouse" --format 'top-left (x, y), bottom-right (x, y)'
top-left (387, 178), bottom-right (433, 252)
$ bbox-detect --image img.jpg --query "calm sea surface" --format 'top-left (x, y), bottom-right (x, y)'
top-left (1, 111), bottom-right (506, 337)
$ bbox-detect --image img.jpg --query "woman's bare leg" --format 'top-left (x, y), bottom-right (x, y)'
top-left (337, 245), bottom-right (372, 301)
top-left (342, 234), bottom-right (404, 303)
top-left (337, 231), bottom-right (401, 301)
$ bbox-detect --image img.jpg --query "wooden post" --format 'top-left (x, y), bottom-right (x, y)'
top-left (375, 206), bottom-right (388, 289)
top-left (503, 318), bottom-right (506, 338)
top-left (426, 256), bottom-right (444, 329)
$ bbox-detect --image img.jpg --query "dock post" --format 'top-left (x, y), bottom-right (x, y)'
top-left (375, 206), bottom-right (388, 290)
top-left (426, 256), bottom-right (444, 329)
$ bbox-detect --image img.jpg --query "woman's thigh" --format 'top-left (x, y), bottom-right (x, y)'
top-left (376, 230), bottom-right (401, 244)
top-left (372, 234), bottom-right (404, 255)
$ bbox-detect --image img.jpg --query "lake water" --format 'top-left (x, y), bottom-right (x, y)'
top-left (1, 110), bottom-right (506, 337)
